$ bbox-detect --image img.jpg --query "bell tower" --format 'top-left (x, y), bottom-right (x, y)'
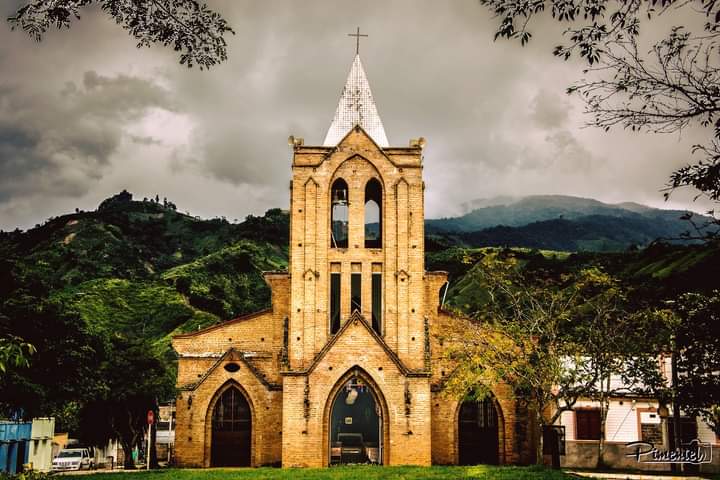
top-left (286, 52), bottom-right (428, 371)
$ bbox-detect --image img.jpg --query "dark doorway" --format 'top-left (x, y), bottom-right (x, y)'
top-left (329, 376), bottom-right (382, 465)
top-left (459, 396), bottom-right (499, 465)
top-left (211, 386), bottom-right (251, 467)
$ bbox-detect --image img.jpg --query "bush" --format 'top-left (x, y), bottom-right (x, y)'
top-left (0, 471), bottom-right (53, 480)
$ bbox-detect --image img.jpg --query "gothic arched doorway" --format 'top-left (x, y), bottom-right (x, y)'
top-left (458, 395), bottom-right (500, 465)
top-left (328, 373), bottom-right (384, 465)
top-left (210, 385), bottom-right (251, 467)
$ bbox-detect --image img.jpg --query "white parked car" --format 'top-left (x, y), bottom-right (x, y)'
top-left (52, 448), bottom-right (94, 471)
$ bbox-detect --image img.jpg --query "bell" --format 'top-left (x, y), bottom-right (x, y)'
top-left (332, 188), bottom-right (348, 205)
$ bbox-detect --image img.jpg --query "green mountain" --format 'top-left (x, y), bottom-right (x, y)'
top-left (0, 191), bottom-right (290, 352)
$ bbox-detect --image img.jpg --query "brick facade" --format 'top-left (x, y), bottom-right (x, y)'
top-left (171, 126), bottom-right (529, 468)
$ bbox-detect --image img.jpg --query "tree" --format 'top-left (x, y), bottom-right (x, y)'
top-left (8, 0), bottom-right (233, 69)
top-left (565, 270), bottom-right (669, 467)
top-left (478, 0), bottom-right (720, 225)
top-left (0, 297), bottom-right (107, 430)
top-left (0, 333), bottom-right (35, 374)
top-left (440, 252), bottom-right (582, 464)
top-left (78, 336), bottom-right (175, 469)
top-left (671, 291), bottom-right (720, 436)
top-left (440, 252), bottom-right (668, 465)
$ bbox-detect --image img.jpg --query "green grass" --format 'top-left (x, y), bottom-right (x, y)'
top-left (77, 466), bottom-right (576, 480)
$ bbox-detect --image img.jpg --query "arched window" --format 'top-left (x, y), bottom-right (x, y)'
top-left (331, 179), bottom-right (349, 248)
top-left (364, 178), bottom-right (382, 248)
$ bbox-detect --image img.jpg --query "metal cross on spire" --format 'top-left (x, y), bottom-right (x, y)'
top-left (348, 27), bottom-right (368, 55)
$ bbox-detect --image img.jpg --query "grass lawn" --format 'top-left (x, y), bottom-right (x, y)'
top-left (76, 465), bottom-right (576, 480)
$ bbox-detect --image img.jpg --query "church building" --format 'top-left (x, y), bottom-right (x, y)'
top-left (171, 51), bottom-right (532, 468)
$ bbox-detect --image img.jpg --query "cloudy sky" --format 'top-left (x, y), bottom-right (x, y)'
top-left (0, 1), bottom-right (713, 230)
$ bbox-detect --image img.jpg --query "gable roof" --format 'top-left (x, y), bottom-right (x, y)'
top-left (178, 347), bottom-right (281, 392)
top-left (324, 55), bottom-right (389, 147)
top-left (282, 310), bottom-right (430, 378)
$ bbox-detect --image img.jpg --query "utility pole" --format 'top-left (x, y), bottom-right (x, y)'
top-left (671, 345), bottom-right (682, 474)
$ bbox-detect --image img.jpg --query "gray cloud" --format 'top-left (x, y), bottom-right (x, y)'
top-left (0, 71), bottom-right (174, 204)
top-left (530, 89), bottom-right (571, 129)
top-left (0, 0), bottom-right (714, 229)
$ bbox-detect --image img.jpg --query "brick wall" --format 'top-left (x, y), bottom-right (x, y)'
top-left (280, 316), bottom-right (432, 467)
top-left (174, 356), bottom-right (282, 467)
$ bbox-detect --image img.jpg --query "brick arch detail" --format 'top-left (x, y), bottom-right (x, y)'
top-left (203, 379), bottom-right (257, 467)
top-left (327, 155), bottom-right (386, 255)
top-left (453, 391), bottom-right (507, 465)
top-left (320, 365), bottom-right (391, 466)
top-left (328, 153), bottom-right (386, 191)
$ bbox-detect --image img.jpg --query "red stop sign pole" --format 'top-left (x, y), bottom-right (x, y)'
top-left (146, 410), bottom-right (154, 470)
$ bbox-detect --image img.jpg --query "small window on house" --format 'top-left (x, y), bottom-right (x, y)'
top-left (364, 178), bottom-right (382, 248)
top-left (575, 409), bottom-right (601, 440)
top-left (351, 272), bottom-right (362, 313)
top-left (330, 272), bottom-right (341, 334)
top-left (372, 271), bottom-right (382, 334)
top-left (331, 179), bottom-right (349, 248)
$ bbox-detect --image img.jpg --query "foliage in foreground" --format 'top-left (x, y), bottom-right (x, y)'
top-left (8, 0), bottom-right (234, 69)
top-left (439, 251), bottom-right (670, 467)
top-left (0, 471), bottom-right (52, 480)
top-left (673, 291), bottom-right (720, 435)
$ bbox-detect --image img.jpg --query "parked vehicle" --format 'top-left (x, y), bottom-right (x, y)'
top-left (337, 433), bottom-right (366, 464)
top-left (51, 448), bottom-right (94, 471)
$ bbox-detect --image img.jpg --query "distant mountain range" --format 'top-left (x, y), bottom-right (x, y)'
top-left (426, 195), bottom-right (712, 252)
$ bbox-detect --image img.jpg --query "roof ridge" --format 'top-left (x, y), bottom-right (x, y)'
top-left (172, 308), bottom-right (272, 338)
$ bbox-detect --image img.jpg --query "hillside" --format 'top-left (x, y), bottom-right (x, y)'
top-left (0, 192), bottom-right (290, 356)
top-left (427, 242), bottom-right (720, 314)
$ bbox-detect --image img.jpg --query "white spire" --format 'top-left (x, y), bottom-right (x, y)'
top-left (323, 55), bottom-right (389, 148)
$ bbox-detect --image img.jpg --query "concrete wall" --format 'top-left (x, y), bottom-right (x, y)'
top-left (561, 441), bottom-right (720, 474)
top-left (557, 399), bottom-right (719, 474)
